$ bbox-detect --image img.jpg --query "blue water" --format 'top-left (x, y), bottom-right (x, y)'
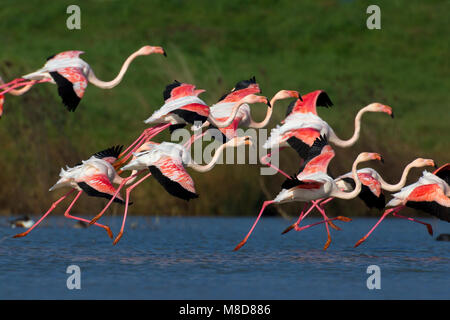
top-left (0, 216), bottom-right (449, 299)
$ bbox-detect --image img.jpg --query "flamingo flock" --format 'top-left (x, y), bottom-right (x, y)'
top-left (3, 44), bottom-right (448, 249)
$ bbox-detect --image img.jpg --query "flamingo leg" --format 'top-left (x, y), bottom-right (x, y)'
top-left (89, 171), bottom-right (143, 225)
top-left (12, 189), bottom-right (75, 238)
top-left (118, 123), bottom-right (168, 159)
top-left (62, 190), bottom-right (114, 239)
top-left (260, 149), bottom-right (292, 179)
top-left (392, 212), bottom-right (433, 236)
top-left (113, 172), bottom-right (153, 245)
top-left (281, 202), bottom-right (311, 234)
top-left (295, 216), bottom-right (352, 232)
top-left (0, 79), bottom-right (51, 95)
top-left (354, 206), bottom-right (404, 247)
top-left (184, 130), bottom-right (207, 149)
top-left (0, 78), bottom-right (26, 90)
top-left (234, 200), bottom-right (275, 251)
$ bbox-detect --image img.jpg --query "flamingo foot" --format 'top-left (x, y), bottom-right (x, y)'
top-left (281, 223), bottom-right (297, 235)
top-left (113, 232), bottom-right (123, 245)
top-left (323, 236), bottom-right (331, 250)
top-left (233, 239), bottom-right (247, 251)
top-left (105, 227), bottom-right (114, 239)
top-left (354, 236), bottom-right (367, 248)
top-left (89, 215), bottom-right (101, 226)
top-left (13, 232), bottom-right (28, 238)
top-left (426, 224), bottom-right (433, 236)
top-left (337, 216), bottom-right (352, 222)
top-left (328, 220), bottom-right (341, 231)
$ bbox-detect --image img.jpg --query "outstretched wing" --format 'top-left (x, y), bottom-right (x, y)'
top-left (286, 90), bottom-right (333, 116)
top-left (49, 67), bottom-right (88, 111)
top-left (149, 156), bottom-right (198, 201)
top-left (77, 174), bottom-right (125, 204)
top-left (295, 135), bottom-right (335, 176)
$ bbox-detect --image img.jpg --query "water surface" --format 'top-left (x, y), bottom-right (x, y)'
top-left (0, 216), bottom-right (449, 299)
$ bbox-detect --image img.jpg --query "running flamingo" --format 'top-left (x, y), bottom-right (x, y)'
top-left (90, 136), bottom-right (253, 245)
top-left (12, 146), bottom-right (136, 239)
top-left (354, 163), bottom-right (450, 247)
top-left (283, 158), bottom-right (436, 234)
top-left (0, 46), bottom-right (166, 112)
top-left (234, 135), bottom-right (384, 251)
top-left (262, 102), bottom-right (393, 179)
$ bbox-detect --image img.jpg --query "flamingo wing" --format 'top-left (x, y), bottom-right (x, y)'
top-left (77, 174), bottom-right (125, 204)
top-left (406, 184), bottom-right (450, 222)
top-left (286, 90), bottom-right (333, 116)
top-left (92, 145), bottom-right (124, 164)
top-left (433, 163), bottom-right (450, 185)
top-left (149, 156), bottom-right (198, 201)
top-left (294, 135), bottom-right (335, 177)
top-left (49, 67), bottom-right (88, 111)
top-left (341, 177), bottom-right (386, 209)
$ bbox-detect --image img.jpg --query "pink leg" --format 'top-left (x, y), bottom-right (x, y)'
top-left (184, 131), bottom-right (208, 149)
top-left (118, 124), bottom-right (168, 159)
top-left (282, 202), bottom-right (316, 234)
top-left (63, 190), bottom-right (114, 239)
top-left (392, 212), bottom-right (433, 236)
top-left (113, 172), bottom-right (153, 245)
top-left (0, 78), bottom-right (26, 90)
top-left (260, 149), bottom-right (292, 179)
top-left (296, 216), bottom-right (352, 232)
top-left (13, 190), bottom-right (75, 238)
top-left (354, 206), bottom-right (404, 247)
top-left (234, 200), bottom-right (275, 251)
top-left (89, 171), bottom-right (143, 225)
top-left (0, 79), bottom-right (50, 95)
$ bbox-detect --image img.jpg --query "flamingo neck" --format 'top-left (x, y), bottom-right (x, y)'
top-left (188, 142), bottom-right (232, 172)
top-left (248, 96), bottom-right (277, 129)
top-left (332, 157), bottom-right (365, 199)
top-left (378, 161), bottom-right (420, 192)
top-left (208, 101), bottom-right (247, 128)
top-left (87, 50), bottom-right (142, 89)
top-left (329, 105), bottom-right (371, 148)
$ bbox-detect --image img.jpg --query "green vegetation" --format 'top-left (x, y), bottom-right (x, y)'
top-left (0, 0), bottom-right (448, 217)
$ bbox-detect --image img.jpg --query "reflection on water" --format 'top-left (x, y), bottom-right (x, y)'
top-left (0, 216), bottom-right (449, 299)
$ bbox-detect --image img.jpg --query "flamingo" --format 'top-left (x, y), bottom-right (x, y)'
top-left (115, 88), bottom-right (269, 168)
top-left (261, 102), bottom-right (393, 179)
top-left (283, 158), bottom-right (437, 234)
top-left (234, 135), bottom-right (384, 251)
top-left (90, 136), bottom-right (253, 245)
top-left (354, 163), bottom-right (450, 247)
top-left (0, 46), bottom-right (166, 112)
top-left (12, 145), bottom-right (136, 239)
top-left (285, 90), bottom-right (333, 117)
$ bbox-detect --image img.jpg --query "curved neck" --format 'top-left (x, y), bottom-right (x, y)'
top-left (188, 143), bottom-right (233, 172)
top-left (378, 161), bottom-right (418, 192)
top-left (208, 101), bottom-right (247, 128)
top-left (332, 157), bottom-right (365, 199)
top-left (329, 106), bottom-right (370, 148)
top-left (87, 51), bottom-right (142, 89)
top-left (248, 96), bottom-right (277, 129)
top-left (113, 170), bottom-right (139, 185)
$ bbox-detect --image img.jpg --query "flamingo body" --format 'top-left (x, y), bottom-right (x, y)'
top-left (285, 90), bottom-right (333, 116)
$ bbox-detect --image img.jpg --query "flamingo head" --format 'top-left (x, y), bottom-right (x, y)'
top-left (357, 152), bottom-right (384, 164)
top-left (411, 158), bottom-right (436, 168)
top-left (367, 103), bottom-right (394, 118)
top-left (0, 94), bottom-right (4, 118)
top-left (139, 45), bottom-right (167, 57)
top-left (226, 136), bottom-right (254, 148)
top-left (272, 90), bottom-right (300, 103)
top-left (240, 94), bottom-right (270, 107)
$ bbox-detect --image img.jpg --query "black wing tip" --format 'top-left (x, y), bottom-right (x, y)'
top-left (317, 91), bottom-right (333, 108)
top-left (163, 80), bottom-right (182, 101)
top-left (281, 176), bottom-right (303, 189)
top-left (93, 145), bottom-right (124, 160)
top-left (49, 71), bottom-right (81, 111)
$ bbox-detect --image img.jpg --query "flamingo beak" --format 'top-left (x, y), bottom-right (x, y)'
top-left (152, 46), bottom-right (166, 56)
top-left (298, 92), bottom-right (303, 102)
top-left (244, 136), bottom-right (253, 146)
top-left (266, 98), bottom-right (271, 108)
top-left (381, 105), bottom-right (393, 118)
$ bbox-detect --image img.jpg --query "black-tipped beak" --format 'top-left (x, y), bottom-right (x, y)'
top-left (433, 162), bottom-right (438, 168)
top-left (267, 100), bottom-right (271, 108)
top-left (163, 50), bottom-right (167, 57)
top-left (391, 112), bottom-right (394, 119)
top-left (380, 156), bottom-right (384, 163)
top-left (298, 93), bottom-right (303, 102)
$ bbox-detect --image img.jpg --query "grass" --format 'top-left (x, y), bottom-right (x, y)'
top-left (0, 0), bottom-right (448, 217)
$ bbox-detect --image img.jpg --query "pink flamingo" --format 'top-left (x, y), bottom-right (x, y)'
top-left (354, 163), bottom-right (450, 247)
top-left (0, 46), bottom-right (166, 112)
top-left (90, 136), bottom-right (253, 245)
top-left (234, 135), bottom-right (383, 251)
top-left (284, 158), bottom-right (436, 233)
top-left (12, 146), bottom-right (135, 239)
top-left (262, 101), bottom-right (393, 179)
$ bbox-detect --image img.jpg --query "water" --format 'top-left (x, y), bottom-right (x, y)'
top-left (0, 216), bottom-right (449, 299)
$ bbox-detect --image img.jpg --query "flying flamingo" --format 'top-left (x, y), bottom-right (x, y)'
top-left (283, 158), bottom-right (436, 233)
top-left (261, 102), bottom-right (393, 179)
top-left (234, 135), bottom-right (384, 251)
top-left (115, 89), bottom-right (269, 169)
top-left (0, 46), bottom-right (166, 112)
top-left (90, 136), bottom-right (253, 245)
top-left (354, 163), bottom-right (450, 247)
top-left (12, 146), bottom-right (135, 239)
